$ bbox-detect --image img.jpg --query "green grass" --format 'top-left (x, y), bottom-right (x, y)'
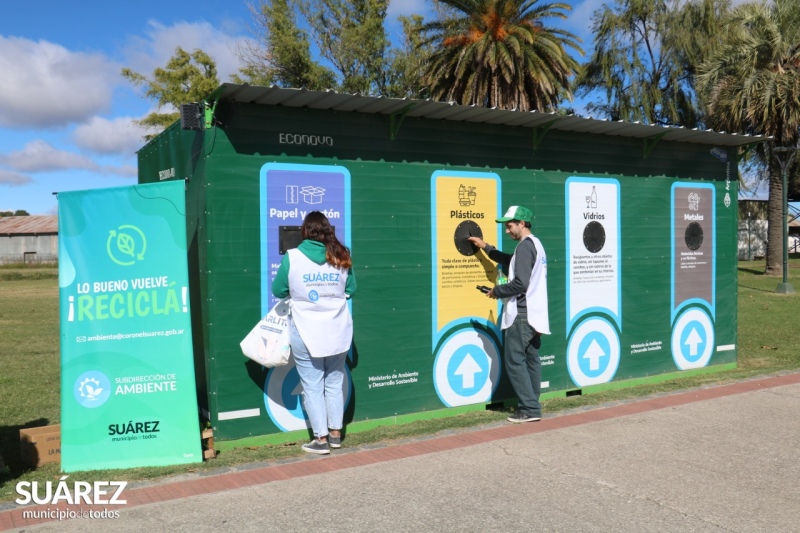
top-left (0, 259), bottom-right (798, 503)
top-left (0, 263), bottom-right (58, 281)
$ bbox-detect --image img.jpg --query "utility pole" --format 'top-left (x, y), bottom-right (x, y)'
top-left (774, 147), bottom-right (795, 294)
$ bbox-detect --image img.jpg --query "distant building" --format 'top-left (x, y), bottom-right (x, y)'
top-left (0, 216), bottom-right (58, 264)
top-left (739, 199), bottom-right (800, 259)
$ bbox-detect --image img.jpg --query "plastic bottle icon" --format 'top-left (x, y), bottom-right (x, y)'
top-left (459, 184), bottom-right (470, 206)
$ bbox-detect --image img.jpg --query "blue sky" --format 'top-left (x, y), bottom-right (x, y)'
top-left (0, 0), bottom-right (759, 216)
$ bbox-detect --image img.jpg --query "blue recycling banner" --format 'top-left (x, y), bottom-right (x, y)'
top-left (58, 181), bottom-right (202, 472)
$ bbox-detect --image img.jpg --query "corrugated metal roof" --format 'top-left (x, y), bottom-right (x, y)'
top-left (0, 216), bottom-right (58, 235)
top-left (207, 83), bottom-right (768, 148)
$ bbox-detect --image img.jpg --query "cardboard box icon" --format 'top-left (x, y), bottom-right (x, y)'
top-left (300, 186), bottom-right (325, 204)
top-left (20, 425), bottom-right (61, 467)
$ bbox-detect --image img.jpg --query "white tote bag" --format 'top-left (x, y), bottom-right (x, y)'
top-left (240, 298), bottom-right (292, 367)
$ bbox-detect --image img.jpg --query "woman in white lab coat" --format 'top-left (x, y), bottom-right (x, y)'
top-left (272, 211), bottom-right (356, 454)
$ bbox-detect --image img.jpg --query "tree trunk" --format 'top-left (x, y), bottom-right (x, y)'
top-left (765, 165), bottom-right (784, 276)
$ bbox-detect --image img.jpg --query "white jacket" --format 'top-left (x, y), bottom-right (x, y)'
top-left (501, 234), bottom-right (550, 334)
top-left (287, 249), bottom-right (353, 357)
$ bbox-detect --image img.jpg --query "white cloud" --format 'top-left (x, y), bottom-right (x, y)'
top-left (0, 139), bottom-right (138, 179)
top-left (0, 169), bottom-right (32, 186)
top-left (0, 140), bottom-right (99, 173)
top-left (73, 116), bottom-right (154, 156)
top-left (0, 36), bottom-right (118, 129)
top-left (123, 20), bottom-right (247, 85)
top-left (113, 165), bottom-right (138, 178)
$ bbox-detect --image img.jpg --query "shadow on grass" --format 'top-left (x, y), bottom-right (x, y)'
top-left (738, 283), bottom-right (776, 293)
top-left (738, 266), bottom-right (766, 276)
top-left (0, 418), bottom-right (51, 480)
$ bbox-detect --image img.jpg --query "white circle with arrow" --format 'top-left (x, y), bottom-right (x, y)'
top-left (671, 308), bottom-right (715, 370)
top-left (567, 317), bottom-right (620, 387)
top-left (433, 328), bottom-right (501, 407)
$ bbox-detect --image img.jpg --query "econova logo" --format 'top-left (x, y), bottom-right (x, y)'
top-left (74, 371), bottom-right (112, 408)
top-left (107, 224), bottom-right (147, 266)
top-left (16, 477), bottom-right (127, 505)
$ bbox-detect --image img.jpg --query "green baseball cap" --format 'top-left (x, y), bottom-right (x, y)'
top-left (496, 205), bottom-right (533, 223)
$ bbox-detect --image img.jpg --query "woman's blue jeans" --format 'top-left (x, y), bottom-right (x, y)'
top-left (290, 321), bottom-right (346, 438)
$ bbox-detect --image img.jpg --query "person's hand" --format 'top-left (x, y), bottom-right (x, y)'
top-left (468, 236), bottom-right (486, 249)
top-left (486, 287), bottom-right (498, 299)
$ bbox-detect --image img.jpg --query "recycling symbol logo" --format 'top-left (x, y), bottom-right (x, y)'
top-left (107, 225), bottom-right (147, 266)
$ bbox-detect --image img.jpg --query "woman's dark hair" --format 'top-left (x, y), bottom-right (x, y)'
top-left (301, 211), bottom-right (352, 269)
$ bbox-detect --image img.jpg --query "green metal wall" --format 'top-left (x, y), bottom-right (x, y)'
top-left (138, 102), bottom-right (738, 440)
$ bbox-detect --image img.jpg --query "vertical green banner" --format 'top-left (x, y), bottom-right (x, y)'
top-left (58, 182), bottom-right (202, 472)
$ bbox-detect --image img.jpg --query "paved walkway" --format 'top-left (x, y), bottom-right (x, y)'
top-left (3, 372), bottom-right (800, 532)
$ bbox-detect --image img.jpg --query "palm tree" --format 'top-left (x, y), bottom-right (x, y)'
top-left (421, 0), bottom-right (582, 112)
top-left (697, 0), bottom-right (800, 276)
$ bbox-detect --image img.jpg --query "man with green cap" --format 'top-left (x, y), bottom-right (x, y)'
top-left (469, 205), bottom-right (550, 422)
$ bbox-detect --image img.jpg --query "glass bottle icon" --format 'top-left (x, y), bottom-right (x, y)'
top-left (590, 186), bottom-right (597, 208)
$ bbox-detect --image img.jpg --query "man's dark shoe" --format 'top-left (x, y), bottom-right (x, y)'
top-left (507, 411), bottom-right (541, 423)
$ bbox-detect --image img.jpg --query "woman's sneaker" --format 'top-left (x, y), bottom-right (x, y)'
top-left (302, 439), bottom-right (330, 455)
top-left (328, 434), bottom-right (342, 449)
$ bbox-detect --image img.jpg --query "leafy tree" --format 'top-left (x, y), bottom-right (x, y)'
top-left (419, 0), bottom-right (581, 112)
top-left (0, 210), bottom-right (29, 217)
top-left (382, 15), bottom-right (433, 99)
top-left (122, 47), bottom-right (220, 139)
top-left (240, 0), bottom-right (391, 95)
top-left (298, 0), bottom-right (389, 94)
top-left (576, 0), bottom-right (730, 127)
top-left (234, 0), bottom-right (336, 89)
top-left (697, 0), bottom-right (800, 276)
top-left (297, 0), bottom-right (391, 95)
